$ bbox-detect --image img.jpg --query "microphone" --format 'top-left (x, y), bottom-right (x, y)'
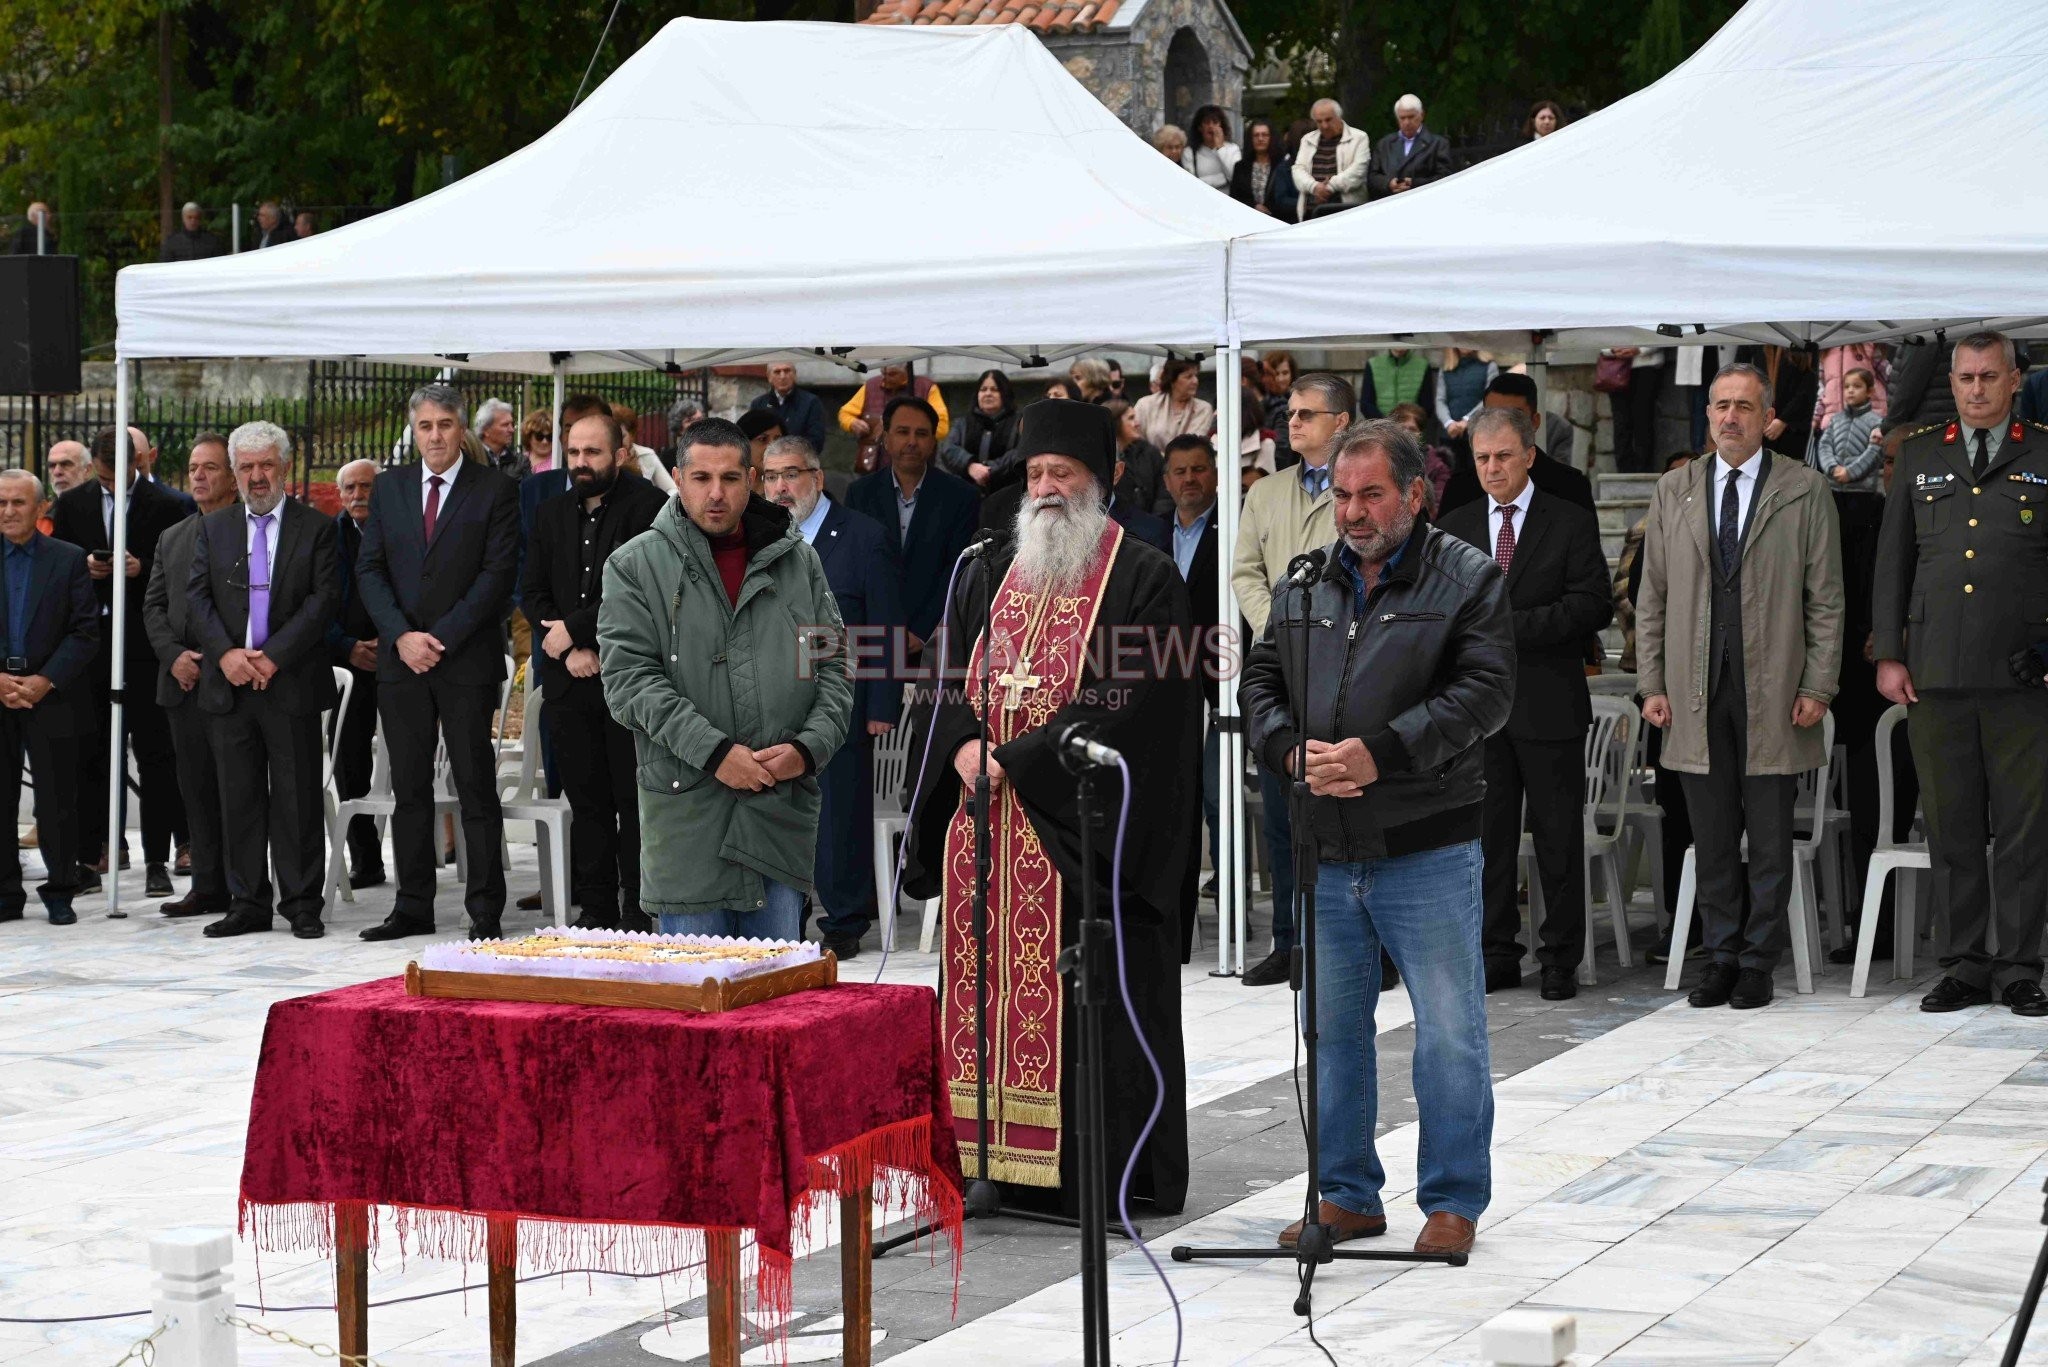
top-left (961, 531), bottom-right (1008, 561)
top-left (1058, 722), bottom-right (1123, 769)
top-left (1283, 549), bottom-right (1327, 588)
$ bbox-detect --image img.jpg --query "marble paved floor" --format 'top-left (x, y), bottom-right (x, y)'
top-left (3, 849), bottom-right (2045, 1366)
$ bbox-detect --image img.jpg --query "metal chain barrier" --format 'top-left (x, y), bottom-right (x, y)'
top-left (106, 1321), bottom-right (170, 1367)
top-left (219, 1311), bottom-right (386, 1366)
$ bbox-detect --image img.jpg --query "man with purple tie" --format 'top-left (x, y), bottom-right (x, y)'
top-left (186, 422), bottom-right (339, 938)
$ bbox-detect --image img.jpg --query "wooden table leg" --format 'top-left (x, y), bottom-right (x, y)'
top-left (335, 1201), bottom-right (369, 1364)
top-left (706, 1229), bottom-right (742, 1367)
top-left (486, 1217), bottom-right (517, 1367)
top-left (841, 1157), bottom-right (874, 1367)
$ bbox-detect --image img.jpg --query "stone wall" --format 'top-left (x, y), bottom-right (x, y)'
top-left (1048, 0), bottom-right (1250, 138)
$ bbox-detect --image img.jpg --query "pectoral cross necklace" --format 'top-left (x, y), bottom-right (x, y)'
top-left (994, 586), bottom-right (1058, 713)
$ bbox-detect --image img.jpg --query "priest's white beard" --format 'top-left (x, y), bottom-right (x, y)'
top-left (1010, 483), bottom-right (1108, 598)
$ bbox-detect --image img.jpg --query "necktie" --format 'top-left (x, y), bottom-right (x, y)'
top-left (1973, 428), bottom-right (1990, 479)
top-left (424, 474), bottom-right (444, 542)
top-left (1719, 468), bottom-right (1741, 571)
top-left (249, 512), bottom-right (274, 651)
top-left (1493, 504), bottom-right (1517, 569)
top-left (1303, 465), bottom-right (1329, 498)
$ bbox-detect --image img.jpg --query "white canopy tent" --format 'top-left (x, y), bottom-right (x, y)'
top-left (105, 18), bottom-right (1277, 963)
top-left (1228, 0), bottom-right (2048, 351)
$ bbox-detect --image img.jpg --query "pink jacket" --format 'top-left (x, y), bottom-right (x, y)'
top-left (1813, 344), bottom-right (1890, 431)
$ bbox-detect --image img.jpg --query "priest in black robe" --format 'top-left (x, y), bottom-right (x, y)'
top-left (904, 399), bottom-right (1199, 1216)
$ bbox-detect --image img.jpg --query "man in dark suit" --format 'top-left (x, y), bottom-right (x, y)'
top-left (326, 460), bottom-right (385, 887)
top-left (749, 361), bottom-right (829, 453)
top-left (1366, 94), bottom-right (1452, 199)
top-left (1163, 435), bottom-right (1221, 958)
top-left (48, 427), bottom-right (190, 895)
top-left (143, 433), bottom-right (239, 919)
top-left (762, 434), bottom-right (904, 958)
top-left (355, 384), bottom-right (521, 941)
top-left (0, 470), bottom-right (98, 925)
top-left (187, 424), bottom-right (339, 938)
top-left (1440, 408), bottom-right (1614, 1000)
top-left (1438, 374), bottom-right (1597, 517)
top-left (844, 397), bottom-right (978, 668)
top-left (523, 413), bottom-right (666, 933)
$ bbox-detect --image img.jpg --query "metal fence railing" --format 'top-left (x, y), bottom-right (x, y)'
top-left (0, 361), bottom-right (710, 496)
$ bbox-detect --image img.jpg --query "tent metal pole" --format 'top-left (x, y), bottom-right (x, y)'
top-left (1217, 339), bottom-right (1247, 976)
top-left (551, 362), bottom-right (566, 456)
top-left (106, 359), bottom-right (133, 918)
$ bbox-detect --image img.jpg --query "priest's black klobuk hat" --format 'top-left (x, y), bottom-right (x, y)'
top-left (1013, 399), bottom-right (1116, 489)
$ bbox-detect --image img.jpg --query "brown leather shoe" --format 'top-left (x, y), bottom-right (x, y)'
top-left (1278, 1201), bottom-right (1386, 1247)
top-left (1415, 1212), bottom-right (1476, 1255)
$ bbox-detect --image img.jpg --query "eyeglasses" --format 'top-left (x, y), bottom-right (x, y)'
top-left (1286, 408), bottom-right (1340, 422)
top-left (761, 468), bottom-right (816, 485)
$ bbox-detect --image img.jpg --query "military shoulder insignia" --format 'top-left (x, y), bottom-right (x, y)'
top-left (1904, 422), bottom-right (1944, 441)
top-left (1943, 422), bottom-right (1960, 444)
top-left (2014, 420), bottom-right (2029, 441)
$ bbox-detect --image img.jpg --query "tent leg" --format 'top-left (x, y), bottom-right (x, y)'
top-left (107, 361), bottom-right (134, 918)
top-left (1214, 341), bottom-right (1245, 976)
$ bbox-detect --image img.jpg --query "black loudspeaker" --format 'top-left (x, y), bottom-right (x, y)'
top-left (0, 254), bottom-right (82, 396)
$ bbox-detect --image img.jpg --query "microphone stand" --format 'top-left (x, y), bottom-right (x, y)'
top-left (1170, 560), bottom-right (1466, 1312)
top-left (874, 548), bottom-right (1090, 1257)
top-left (1056, 726), bottom-right (1116, 1365)
top-left (2001, 1172), bottom-right (2048, 1367)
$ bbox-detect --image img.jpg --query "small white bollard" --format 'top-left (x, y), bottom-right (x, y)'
top-left (1480, 1308), bottom-right (1577, 1366)
top-left (150, 1228), bottom-right (238, 1367)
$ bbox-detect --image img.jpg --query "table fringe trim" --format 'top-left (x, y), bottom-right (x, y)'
top-left (239, 1115), bottom-right (963, 1356)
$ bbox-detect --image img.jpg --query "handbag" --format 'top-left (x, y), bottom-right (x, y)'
top-left (1594, 354), bottom-right (1632, 393)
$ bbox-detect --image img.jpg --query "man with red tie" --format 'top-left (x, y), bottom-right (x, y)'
top-left (353, 385), bottom-right (521, 941)
top-left (1439, 407), bottom-right (1613, 1000)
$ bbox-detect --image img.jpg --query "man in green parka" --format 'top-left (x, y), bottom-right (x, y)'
top-left (598, 417), bottom-right (852, 939)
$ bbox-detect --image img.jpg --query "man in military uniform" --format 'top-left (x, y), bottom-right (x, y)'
top-left (1873, 330), bottom-right (2048, 1018)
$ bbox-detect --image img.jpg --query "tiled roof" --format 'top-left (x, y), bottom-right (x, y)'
top-left (860, 0), bottom-right (1124, 35)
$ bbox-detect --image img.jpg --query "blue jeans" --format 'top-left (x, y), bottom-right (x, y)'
top-left (1260, 766), bottom-right (1296, 952)
top-left (658, 877), bottom-right (806, 941)
top-left (1313, 840), bottom-right (1492, 1222)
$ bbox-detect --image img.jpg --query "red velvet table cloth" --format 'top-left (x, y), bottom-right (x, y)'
top-left (239, 976), bottom-right (962, 1317)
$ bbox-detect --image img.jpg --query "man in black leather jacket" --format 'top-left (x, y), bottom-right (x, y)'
top-left (1241, 418), bottom-right (1514, 1261)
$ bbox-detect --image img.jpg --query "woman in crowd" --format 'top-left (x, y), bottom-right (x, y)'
top-left (1106, 399), bottom-right (1167, 514)
top-left (1759, 345), bottom-right (1818, 459)
top-left (1068, 357), bottom-right (1113, 403)
top-left (1389, 402), bottom-right (1452, 513)
top-left (1182, 105), bottom-right (1241, 192)
top-left (1152, 125), bottom-right (1188, 164)
top-left (1133, 357), bottom-right (1215, 449)
top-left (519, 408), bottom-right (554, 477)
top-left (1261, 350), bottom-right (1297, 467)
top-left (1239, 381), bottom-right (1277, 478)
top-left (1433, 347), bottom-right (1497, 441)
top-left (1042, 378), bottom-right (1075, 402)
top-left (950, 368), bottom-right (1020, 490)
top-left (1228, 118), bottom-right (1296, 222)
top-left (1524, 100), bottom-right (1566, 140)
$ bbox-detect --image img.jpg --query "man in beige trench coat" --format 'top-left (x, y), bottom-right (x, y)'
top-left (1637, 362), bottom-right (1844, 1010)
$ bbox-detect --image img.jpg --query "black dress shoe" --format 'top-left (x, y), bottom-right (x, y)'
top-left (1540, 966), bottom-right (1578, 1001)
top-left (1484, 960), bottom-right (1522, 993)
top-left (161, 891), bottom-right (228, 919)
top-left (1688, 962), bottom-right (1739, 1008)
top-left (359, 915), bottom-right (434, 942)
top-left (619, 911), bottom-right (654, 934)
top-left (467, 919), bottom-right (503, 941)
top-left (1729, 967), bottom-right (1774, 1009)
top-left (204, 911), bottom-right (274, 938)
top-left (73, 867), bottom-right (102, 896)
top-left (46, 906), bottom-right (77, 926)
top-left (822, 934), bottom-right (863, 962)
top-left (0, 904), bottom-right (22, 923)
top-left (2002, 980), bottom-right (2048, 1017)
top-left (1241, 947), bottom-right (1293, 987)
top-left (516, 892), bottom-right (545, 912)
top-left (348, 868), bottom-right (387, 890)
top-left (1828, 939), bottom-right (1892, 966)
top-left (570, 913), bottom-right (618, 931)
top-left (291, 918), bottom-right (326, 940)
top-left (1921, 976), bottom-right (1993, 1012)
top-left (144, 863), bottom-right (174, 898)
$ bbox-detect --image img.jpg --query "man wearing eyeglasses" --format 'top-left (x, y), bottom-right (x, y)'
top-left (1230, 371), bottom-right (1353, 987)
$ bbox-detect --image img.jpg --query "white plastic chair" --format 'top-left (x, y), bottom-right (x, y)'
top-left (1850, 704), bottom-right (1931, 997)
top-left (871, 685), bottom-right (941, 952)
top-left (1618, 716), bottom-right (1667, 933)
top-left (326, 692), bottom-right (467, 907)
top-left (498, 681), bottom-right (569, 927)
top-left (1664, 711), bottom-right (1838, 994)
top-left (1523, 697), bottom-right (1637, 985)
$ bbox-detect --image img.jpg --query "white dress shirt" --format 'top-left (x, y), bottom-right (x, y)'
top-left (1713, 451), bottom-right (1762, 542)
top-left (1488, 478), bottom-right (1535, 558)
top-left (797, 494), bottom-right (832, 545)
top-left (421, 456), bottom-right (461, 515)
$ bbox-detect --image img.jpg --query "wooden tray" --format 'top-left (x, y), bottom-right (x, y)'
top-left (403, 953), bottom-right (838, 1014)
